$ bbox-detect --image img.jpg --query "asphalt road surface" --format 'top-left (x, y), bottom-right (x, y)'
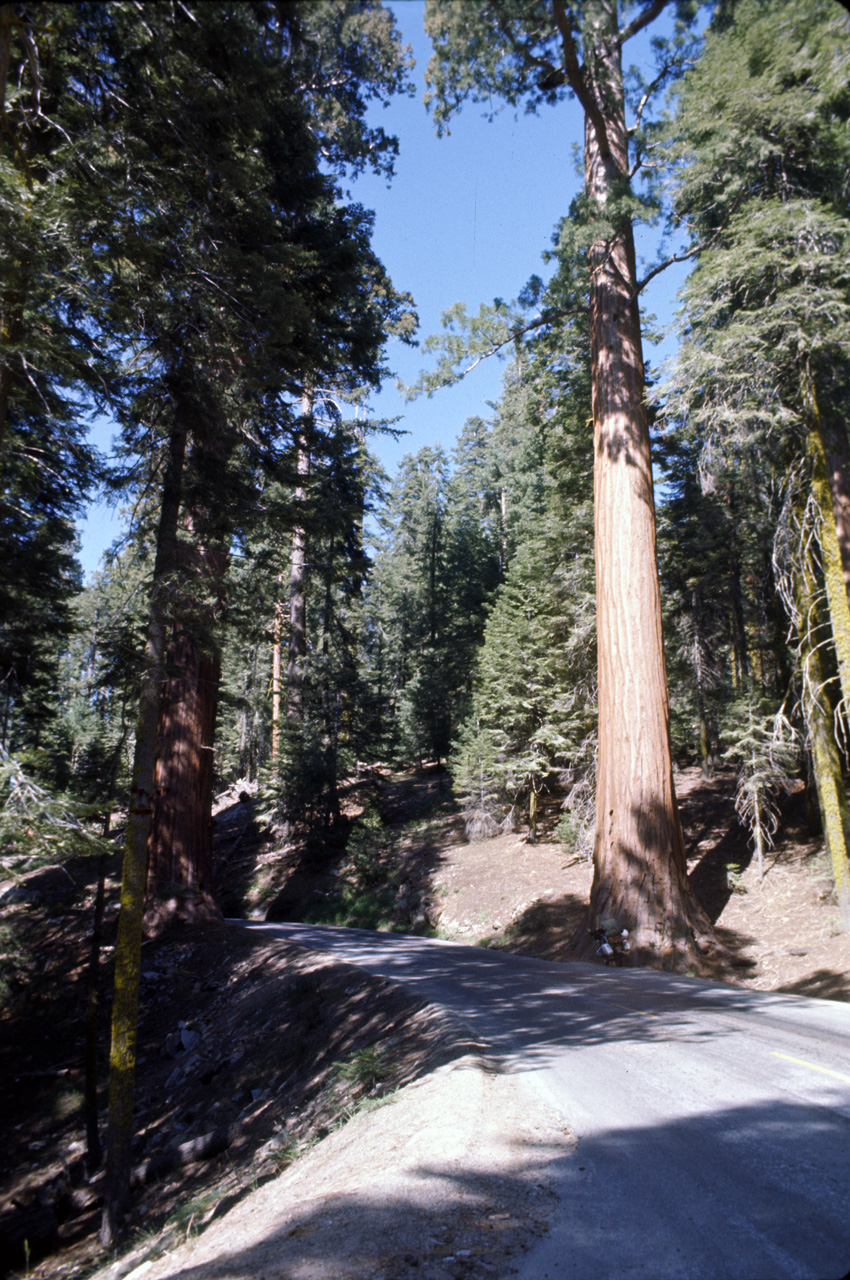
top-left (238, 922), bottom-right (850, 1280)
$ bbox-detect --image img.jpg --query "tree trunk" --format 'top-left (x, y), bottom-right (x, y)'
top-left (271, 578), bottom-right (283, 767)
top-left (143, 387), bottom-right (232, 934)
top-left (101, 393), bottom-right (188, 1244)
top-left (794, 552), bottom-right (850, 931)
top-left (572, 0), bottom-right (715, 966)
top-left (84, 849), bottom-right (107, 1174)
top-left (287, 394), bottom-right (312, 723)
top-left (143, 623), bottom-right (223, 933)
top-left (320, 530), bottom-right (340, 824)
top-left (819, 411), bottom-right (850, 595)
top-left (804, 370), bottom-right (850, 715)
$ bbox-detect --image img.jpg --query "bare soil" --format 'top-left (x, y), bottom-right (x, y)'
top-left (0, 763), bottom-right (847, 1280)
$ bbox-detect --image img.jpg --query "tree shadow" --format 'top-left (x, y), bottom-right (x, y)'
top-left (246, 922), bottom-right (821, 1070)
top-left (482, 892), bottom-right (591, 961)
top-left (778, 969), bottom-right (850, 1001)
top-left (678, 766), bottom-right (752, 924)
top-left (124, 1094), bottom-right (850, 1280)
top-left (212, 789), bottom-right (265, 917)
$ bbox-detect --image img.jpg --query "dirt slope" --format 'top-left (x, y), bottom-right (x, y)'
top-left (1, 762), bottom-right (847, 1280)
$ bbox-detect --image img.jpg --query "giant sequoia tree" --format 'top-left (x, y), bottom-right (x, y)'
top-left (425, 0), bottom-right (715, 964)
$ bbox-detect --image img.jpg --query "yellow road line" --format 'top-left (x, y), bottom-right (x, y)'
top-left (606, 1001), bottom-right (658, 1019)
top-left (772, 1052), bottom-right (850, 1085)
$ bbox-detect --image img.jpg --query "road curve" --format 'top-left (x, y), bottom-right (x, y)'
top-left (236, 921), bottom-right (850, 1280)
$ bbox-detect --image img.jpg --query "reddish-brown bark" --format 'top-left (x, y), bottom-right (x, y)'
top-left (144, 626), bottom-right (223, 933)
top-left (144, 409), bottom-right (231, 934)
top-left (566, 1), bottom-right (715, 966)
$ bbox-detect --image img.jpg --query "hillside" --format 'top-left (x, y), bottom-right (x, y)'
top-left (0, 764), bottom-right (847, 1278)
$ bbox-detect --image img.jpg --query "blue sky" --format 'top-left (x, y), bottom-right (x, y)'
top-left (77, 0), bottom-right (689, 577)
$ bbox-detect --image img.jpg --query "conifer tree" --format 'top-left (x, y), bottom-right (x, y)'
top-left (93, 0), bottom-right (414, 1238)
top-left (423, 0), bottom-right (717, 965)
top-left (667, 0), bottom-right (850, 913)
top-left (448, 285), bottom-right (597, 846)
top-left (0, 3), bottom-right (106, 750)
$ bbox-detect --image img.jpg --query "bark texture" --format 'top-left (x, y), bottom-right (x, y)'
top-left (804, 371), bottom-right (850, 719)
top-left (143, 625), bottom-right (223, 932)
top-left (271, 579), bottom-right (283, 765)
top-left (570, 0), bottom-right (715, 965)
top-left (144, 503), bottom-right (228, 931)
top-left (819, 411), bottom-right (850, 595)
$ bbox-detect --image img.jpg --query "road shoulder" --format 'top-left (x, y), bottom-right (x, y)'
top-left (116, 1054), bottom-right (573, 1280)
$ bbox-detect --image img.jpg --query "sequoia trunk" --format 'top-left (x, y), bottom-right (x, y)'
top-left (144, 391), bottom-right (231, 934)
top-left (144, 624), bottom-right (223, 930)
top-left (575, 0), bottom-right (715, 965)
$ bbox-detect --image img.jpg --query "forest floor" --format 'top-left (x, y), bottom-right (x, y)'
top-left (0, 763), bottom-right (847, 1280)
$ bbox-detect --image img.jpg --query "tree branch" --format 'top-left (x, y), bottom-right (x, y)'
top-left (551, 0), bottom-right (612, 158)
top-left (627, 57), bottom-right (677, 137)
top-left (413, 305), bottom-right (587, 398)
top-left (632, 186), bottom-right (750, 298)
top-left (619, 0), bottom-right (670, 46)
top-left (495, 12), bottom-right (556, 78)
top-left (632, 243), bottom-right (704, 298)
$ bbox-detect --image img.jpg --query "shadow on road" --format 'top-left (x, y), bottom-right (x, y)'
top-left (242, 923), bottom-right (846, 1071)
top-left (132, 1095), bottom-right (850, 1280)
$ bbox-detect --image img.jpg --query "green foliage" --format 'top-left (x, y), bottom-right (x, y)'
top-left (451, 718), bottom-right (503, 841)
top-left (295, 799), bottom-right (401, 931)
top-left (0, 745), bottom-right (109, 875)
top-left (667, 0), bottom-right (850, 458)
top-left (332, 1044), bottom-right (390, 1093)
top-left (343, 801), bottom-right (387, 889)
top-left (283, 1), bottom-right (415, 180)
top-left (659, 0), bottom-right (850, 775)
top-left (366, 440), bottom-right (500, 764)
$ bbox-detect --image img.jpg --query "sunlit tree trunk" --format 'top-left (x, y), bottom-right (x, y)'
top-left (804, 369), bottom-right (850, 715)
top-left (574, 0), bottom-right (715, 965)
top-left (818, 411), bottom-right (850, 596)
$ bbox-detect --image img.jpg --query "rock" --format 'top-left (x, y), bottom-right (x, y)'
top-left (180, 1026), bottom-right (200, 1052)
top-left (163, 1031), bottom-right (182, 1058)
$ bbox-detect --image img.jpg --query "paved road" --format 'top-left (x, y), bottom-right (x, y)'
top-left (239, 922), bottom-right (850, 1280)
